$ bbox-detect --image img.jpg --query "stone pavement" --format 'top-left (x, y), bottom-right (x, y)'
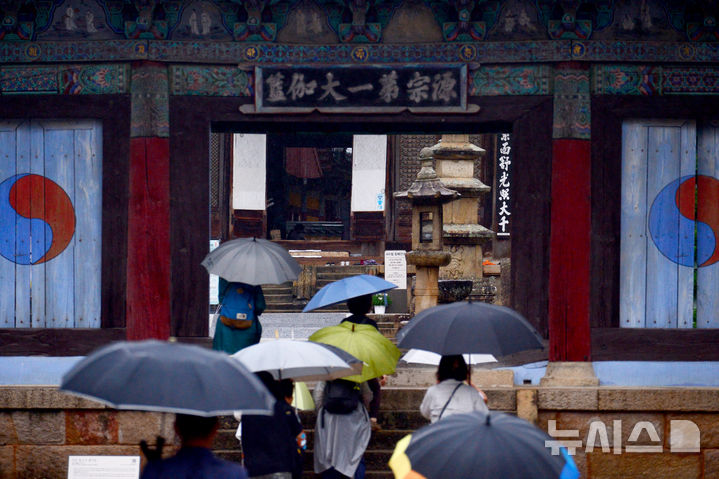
top-left (259, 312), bottom-right (349, 341)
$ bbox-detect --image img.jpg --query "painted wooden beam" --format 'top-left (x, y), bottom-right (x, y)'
top-left (126, 137), bottom-right (170, 340)
top-left (549, 139), bottom-right (591, 361)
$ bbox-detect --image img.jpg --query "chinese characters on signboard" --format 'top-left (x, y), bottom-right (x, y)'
top-left (255, 65), bottom-right (467, 112)
top-left (496, 133), bottom-right (511, 237)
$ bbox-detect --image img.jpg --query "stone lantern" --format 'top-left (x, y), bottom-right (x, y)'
top-left (394, 147), bottom-right (459, 314)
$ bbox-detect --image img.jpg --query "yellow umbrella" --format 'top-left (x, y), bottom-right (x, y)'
top-left (389, 433), bottom-right (417, 479)
top-left (291, 381), bottom-right (315, 411)
top-left (309, 322), bottom-right (401, 383)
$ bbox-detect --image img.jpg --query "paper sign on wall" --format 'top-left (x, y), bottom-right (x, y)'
top-left (384, 250), bottom-right (407, 290)
top-left (68, 456), bottom-right (140, 479)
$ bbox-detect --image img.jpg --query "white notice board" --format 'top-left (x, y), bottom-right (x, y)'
top-left (209, 239), bottom-right (220, 305)
top-left (68, 456), bottom-right (140, 479)
top-left (384, 250), bottom-right (407, 290)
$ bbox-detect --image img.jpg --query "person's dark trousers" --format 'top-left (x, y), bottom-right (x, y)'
top-left (321, 468), bottom-right (349, 478)
top-left (354, 458), bottom-right (366, 479)
top-left (319, 459), bottom-right (365, 479)
top-left (368, 378), bottom-right (381, 419)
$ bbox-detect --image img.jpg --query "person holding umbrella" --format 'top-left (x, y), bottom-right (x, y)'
top-left (419, 355), bottom-right (488, 424)
top-left (305, 274), bottom-right (402, 478)
top-left (308, 321), bottom-right (401, 479)
top-left (342, 294), bottom-right (384, 431)
top-left (240, 372), bottom-right (304, 479)
top-left (312, 377), bottom-right (373, 478)
top-left (213, 278), bottom-right (266, 354)
top-left (141, 414), bottom-right (248, 479)
top-left (303, 275), bottom-right (399, 431)
top-left (202, 237), bottom-right (302, 355)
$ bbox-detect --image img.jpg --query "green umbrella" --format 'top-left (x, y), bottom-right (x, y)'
top-left (309, 322), bottom-right (401, 383)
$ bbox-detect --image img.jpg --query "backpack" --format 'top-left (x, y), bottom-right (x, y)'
top-left (323, 379), bottom-right (361, 414)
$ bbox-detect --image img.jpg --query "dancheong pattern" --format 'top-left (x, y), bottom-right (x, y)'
top-left (0, 64), bottom-right (128, 94)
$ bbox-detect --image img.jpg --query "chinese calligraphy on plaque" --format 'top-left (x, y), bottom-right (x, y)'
top-left (496, 133), bottom-right (512, 237)
top-left (255, 65), bottom-right (466, 112)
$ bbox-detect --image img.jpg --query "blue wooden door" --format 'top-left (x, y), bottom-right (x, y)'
top-left (0, 120), bottom-right (102, 328)
top-left (621, 120), bottom-right (719, 329)
top-left (696, 124), bottom-right (719, 328)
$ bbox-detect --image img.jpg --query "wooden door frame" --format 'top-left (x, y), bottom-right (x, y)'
top-left (0, 95), bottom-right (130, 355)
top-left (170, 95), bottom-right (554, 338)
top-left (591, 95), bottom-right (719, 360)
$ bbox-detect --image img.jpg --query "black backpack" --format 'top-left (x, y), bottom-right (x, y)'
top-left (323, 379), bottom-right (361, 414)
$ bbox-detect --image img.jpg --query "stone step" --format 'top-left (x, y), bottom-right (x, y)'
top-left (215, 448), bottom-right (398, 476)
top-left (216, 427), bottom-right (416, 453)
top-left (316, 272), bottom-right (364, 280)
top-left (308, 305), bottom-right (349, 312)
top-left (263, 302), bottom-right (304, 312)
top-left (265, 294), bottom-right (292, 305)
top-left (261, 282), bottom-right (293, 291)
top-left (214, 384), bottom-right (518, 477)
top-left (316, 266), bottom-right (371, 274)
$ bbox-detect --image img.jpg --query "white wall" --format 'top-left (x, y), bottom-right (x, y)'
top-left (351, 135), bottom-right (387, 212)
top-left (232, 134), bottom-right (266, 210)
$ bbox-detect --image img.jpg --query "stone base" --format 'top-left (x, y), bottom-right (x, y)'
top-left (540, 361), bottom-right (599, 387)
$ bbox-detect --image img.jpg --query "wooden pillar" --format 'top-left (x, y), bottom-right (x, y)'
top-left (126, 62), bottom-right (171, 340)
top-left (548, 64), bottom-right (592, 361)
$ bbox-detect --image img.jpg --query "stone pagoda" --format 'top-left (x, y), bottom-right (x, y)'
top-left (423, 135), bottom-right (494, 296)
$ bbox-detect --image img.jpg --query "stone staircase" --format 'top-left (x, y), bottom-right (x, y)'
top-left (262, 282), bottom-right (303, 313)
top-left (213, 375), bottom-right (517, 478)
top-left (211, 309), bottom-right (516, 477)
top-left (213, 388), bottom-right (426, 478)
top-left (263, 266), bottom-right (381, 313)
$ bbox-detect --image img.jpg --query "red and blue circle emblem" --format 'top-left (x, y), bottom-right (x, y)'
top-left (649, 174), bottom-right (719, 267)
top-left (0, 174), bottom-right (76, 265)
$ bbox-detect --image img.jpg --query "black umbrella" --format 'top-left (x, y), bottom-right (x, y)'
top-left (395, 301), bottom-right (544, 357)
top-left (389, 411), bottom-right (579, 479)
top-left (60, 340), bottom-right (274, 417)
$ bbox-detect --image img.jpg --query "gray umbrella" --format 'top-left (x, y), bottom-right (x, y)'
top-left (396, 300), bottom-right (544, 357)
top-left (201, 237), bottom-right (301, 285)
top-left (60, 340), bottom-right (274, 417)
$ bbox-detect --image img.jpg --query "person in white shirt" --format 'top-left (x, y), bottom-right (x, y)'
top-left (419, 355), bottom-right (489, 423)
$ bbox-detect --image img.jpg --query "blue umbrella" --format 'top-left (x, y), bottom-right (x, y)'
top-left (302, 274), bottom-right (398, 312)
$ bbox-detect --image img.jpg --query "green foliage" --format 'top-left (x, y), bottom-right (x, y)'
top-left (372, 293), bottom-right (391, 306)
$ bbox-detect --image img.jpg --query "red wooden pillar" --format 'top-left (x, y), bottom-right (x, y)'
top-left (548, 65), bottom-right (592, 361)
top-left (126, 62), bottom-right (171, 340)
top-left (549, 140), bottom-right (591, 361)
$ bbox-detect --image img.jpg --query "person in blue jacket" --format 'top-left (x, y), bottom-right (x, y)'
top-left (213, 278), bottom-right (266, 354)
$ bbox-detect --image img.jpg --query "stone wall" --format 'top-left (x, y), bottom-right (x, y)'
top-left (1, 386), bottom-right (717, 478)
top-left (0, 387), bottom-right (178, 478)
top-left (533, 387), bottom-right (719, 479)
